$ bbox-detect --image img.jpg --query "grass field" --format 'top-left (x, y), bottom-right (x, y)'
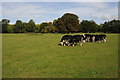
top-left (0, 34), bottom-right (2, 79)
top-left (2, 33), bottom-right (118, 78)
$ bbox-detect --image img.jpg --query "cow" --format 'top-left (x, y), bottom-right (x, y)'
top-left (60, 35), bottom-right (72, 46)
top-left (84, 34), bottom-right (107, 42)
top-left (72, 35), bottom-right (86, 46)
top-left (84, 34), bottom-right (95, 42)
top-left (60, 34), bottom-right (86, 46)
top-left (60, 34), bottom-right (106, 46)
top-left (94, 34), bottom-right (107, 42)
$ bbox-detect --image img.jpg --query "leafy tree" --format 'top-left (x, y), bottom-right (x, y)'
top-left (102, 19), bottom-right (120, 33)
top-left (49, 25), bottom-right (56, 33)
top-left (44, 22), bottom-right (56, 33)
top-left (7, 24), bottom-right (14, 33)
top-left (79, 20), bottom-right (98, 33)
top-left (13, 20), bottom-right (24, 33)
top-left (27, 19), bottom-right (36, 32)
top-left (22, 22), bottom-right (31, 33)
top-left (53, 13), bottom-right (79, 33)
top-left (39, 22), bottom-right (49, 33)
top-left (34, 24), bottom-right (40, 33)
top-left (97, 24), bottom-right (103, 32)
top-left (1, 19), bottom-right (10, 33)
top-left (0, 21), bottom-right (2, 33)
top-left (53, 18), bottom-right (65, 33)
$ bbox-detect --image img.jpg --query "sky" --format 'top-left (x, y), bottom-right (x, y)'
top-left (1, 0), bottom-right (120, 2)
top-left (1, 1), bottom-right (119, 24)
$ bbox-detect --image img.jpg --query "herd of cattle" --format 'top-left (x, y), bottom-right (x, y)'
top-left (60, 34), bottom-right (107, 46)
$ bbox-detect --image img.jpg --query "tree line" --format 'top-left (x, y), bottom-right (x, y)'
top-left (1, 13), bottom-right (120, 33)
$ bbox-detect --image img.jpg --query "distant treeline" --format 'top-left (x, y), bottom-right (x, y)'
top-left (1, 13), bottom-right (120, 33)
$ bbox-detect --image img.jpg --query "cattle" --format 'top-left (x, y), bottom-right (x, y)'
top-left (84, 34), bottom-right (107, 42)
top-left (60, 35), bottom-right (72, 46)
top-left (84, 34), bottom-right (93, 42)
top-left (60, 34), bottom-right (86, 46)
top-left (72, 35), bottom-right (86, 46)
top-left (94, 34), bottom-right (107, 42)
top-left (60, 34), bottom-right (107, 46)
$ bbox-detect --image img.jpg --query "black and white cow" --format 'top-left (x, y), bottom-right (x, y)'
top-left (84, 34), bottom-right (93, 42)
top-left (84, 34), bottom-right (107, 42)
top-left (60, 34), bottom-right (86, 46)
top-left (60, 35), bottom-right (72, 46)
top-left (60, 34), bottom-right (106, 46)
top-left (94, 34), bottom-right (107, 42)
top-left (72, 35), bottom-right (86, 46)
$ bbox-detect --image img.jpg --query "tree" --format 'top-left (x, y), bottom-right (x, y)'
top-left (39, 22), bottom-right (49, 33)
top-left (44, 22), bottom-right (56, 33)
top-left (0, 21), bottom-right (2, 33)
top-left (79, 20), bottom-right (98, 33)
top-left (97, 24), bottom-right (103, 32)
top-left (27, 19), bottom-right (36, 32)
top-left (1, 19), bottom-right (10, 33)
top-left (34, 24), bottom-right (40, 33)
top-left (13, 20), bottom-right (24, 33)
top-left (53, 13), bottom-right (79, 33)
top-left (7, 24), bottom-right (14, 33)
top-left (102, 19), bottom-right (120, 33)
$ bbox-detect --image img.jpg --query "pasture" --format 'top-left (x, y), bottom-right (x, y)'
top-left (2, 33), bottom-right (118, 78)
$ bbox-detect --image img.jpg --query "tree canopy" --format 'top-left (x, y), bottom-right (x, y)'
top-left (13, 20), bottom-right (24, 33)
top-left (1, 19), bottom-right (10, 33)
top-left (102, 19), bottom-right (120, 33)
top-left (79, 20), bottom-right (98, 33)
top-left (53, 13), bottom-right (79, 33)
top-left (1, 13), bottom-right (120, 33)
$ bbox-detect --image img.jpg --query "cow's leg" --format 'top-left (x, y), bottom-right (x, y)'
top-left (86, 37), bottom-right (88, 42)
top-left (83, 40), bottom-right (86, 43)
top-left (80, 43), bottom-right (83, 46)
top-left (73, 42), bottom-right (76, 46)
top-left (65, 40), bottom-right (70, 46)
top-left (92, 36), bottom-right (95, 42)
top-left (63, 42), bottom-right (66, 46)
top-left (78, 41), bottom-right (83, 46)
top-left (68, 43), bottom-right (70, 46)
top-left (72, 44), bottom-right (75, 46)
top-left (61, 40), bottom-right (66, 46)
top-left (63, 41), bottom-right (66, 46)
top-left (98, 40), bottom-right (101, 42)
top-left (86, 37), bottom-right (90, 42)
top-left (61, 42), bottom-right (63, 46)
top-left (103, 39), bottom-right (106, 42)
top-left (88, 37), bottom-right (90, 42)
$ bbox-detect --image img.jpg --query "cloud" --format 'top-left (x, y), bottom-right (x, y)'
top-left (0, 3), bottom-right (2, 19)
top-left (3, 3), bottom-right (47, 17)
top-left (2, 2), bottom-right (118, 24)
top-left (58, 2), bottom-right (118, 23)
top-left (2, 3), bottom-right (55, 23)
top-left (1, 0), bottom-right (120, 2)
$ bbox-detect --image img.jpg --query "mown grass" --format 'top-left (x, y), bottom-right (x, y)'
top-left (2, 33), bottom-right (118, 78)
top-left (0, 34), bottom-right (2, 79)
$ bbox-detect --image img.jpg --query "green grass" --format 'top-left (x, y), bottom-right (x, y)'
top-left (2, 33), bottom-right (118, 78)
top-left (0, 34), bottom-right (2, 79)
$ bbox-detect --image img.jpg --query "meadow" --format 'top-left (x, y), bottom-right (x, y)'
top-left (2, 33), bottom-right (118, 78)
top-left (0, 34), bottom-right (2, 79)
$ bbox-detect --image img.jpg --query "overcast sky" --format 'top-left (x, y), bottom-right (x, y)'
top-left (1, 1), bottom-right (118, 24)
